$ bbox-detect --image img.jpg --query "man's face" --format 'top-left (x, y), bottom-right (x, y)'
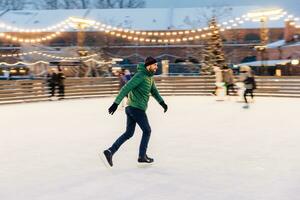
top-left (147, 63), bottom-right (158, 73)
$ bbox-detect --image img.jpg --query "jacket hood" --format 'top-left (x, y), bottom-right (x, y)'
top-left (137, 63), bottom-right (154, 76)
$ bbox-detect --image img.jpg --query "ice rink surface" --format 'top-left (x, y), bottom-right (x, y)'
top-left (1, 96), bottom-right (299, 200)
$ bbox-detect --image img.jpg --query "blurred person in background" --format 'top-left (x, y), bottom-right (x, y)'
top-left (124, 69), bottom-right (132, 82)
top-left (239, 67), bottom-right (256, 108)
top-left (48, 68), bottom-right (58, 98)
top-left (57, 65), bottom-right (66, 100)
top-left (212, 66), bottom-right (223, 96)
top-left (222, 65), bottom-right (236, 96)
top-left (118, 69), bottom-right (127, 108)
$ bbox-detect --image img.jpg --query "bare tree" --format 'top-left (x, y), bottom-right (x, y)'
top-left (0, 0), bottom-right (25, 10)
top-left (61, 0), bottom-right (80, 9)
top-left (44, 0), bottom-right (59, 9)
top-left (182, 5), bottom-right (233, 29)
top-left (0, 0), bottom-right (145, 10)
top-left (34, 0), bottom-right (91, 10)
top-left (200, 6), bottom-right (233, 24)
top-left (182, 5), bottom-right (232, 74)
top-left (120, 0), bottom-right (145, 8)
top-left (94, 0), bottom-right (110, 8)
top-left (78, 0), bottom-right (90, 9)
top-left (94, 0), bottom-right (145, 9)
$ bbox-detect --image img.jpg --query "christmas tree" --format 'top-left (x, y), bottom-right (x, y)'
top-left (201, 17), bottom-right (226, 74)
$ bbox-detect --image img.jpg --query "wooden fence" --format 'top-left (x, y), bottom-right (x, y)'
top-left (1, 76), bottom-right (300, 105)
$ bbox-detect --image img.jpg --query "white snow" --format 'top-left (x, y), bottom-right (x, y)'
top-left (266, 39), bottom-right (286, 48)
top-left (266, 40), bottom-right (300, 49)
top-left (0, 96), bottom-right (300, 200)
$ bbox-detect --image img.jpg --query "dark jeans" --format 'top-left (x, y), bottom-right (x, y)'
top-left (244, 89), bottom-right (254, 103)
top-left (58, 84), bottom-right (65, 97)
top-left (226, 83), bottom-right (235, 95)
top-left (50, 83), bottom-right (56, 97)
top-left (109, 106), bottom-right (151, 158)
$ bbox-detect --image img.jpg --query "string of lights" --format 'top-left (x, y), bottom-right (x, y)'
top-left (84, 58), bottom-right (116, 64)
top-left (0, 61), bottom-right (49, 66)
top-left (0, 18), bottom-right (71, 33)
top-left (0, 29), bottom-right (66, 43)
top-left (88, 16), bottom-right (250, 44)
top-left (244, 9), bottom-right (287, 22)
top-left (0, 22), bottom-right (251, 44)
top-left (0, 10), bottom-right (292, 35)
top-left (0, 9), bottom-right (298, 44)
top-left (284, 14), bottom-right (300, 28)
top-left (0, 15), bottom-right (245, 44)
top-left (0, 59), bottom-right (115, 66)
top-left (0, 51), bottom-right (98, 60)
top-left (80, 13), bottom-right (251, 42)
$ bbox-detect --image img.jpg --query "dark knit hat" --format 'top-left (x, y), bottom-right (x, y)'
top-left (144, 56), bottom-right (157, 67)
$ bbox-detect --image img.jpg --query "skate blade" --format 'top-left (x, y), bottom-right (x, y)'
top-left (98, 152), bottom-right (111, 169)
top-left (137, 162), bottom-right (154, 168)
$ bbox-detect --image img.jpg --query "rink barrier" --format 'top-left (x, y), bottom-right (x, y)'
top-left (254, 76), bottom-right (300, 98)
top-left (1, 76), bottom-right (300, 104)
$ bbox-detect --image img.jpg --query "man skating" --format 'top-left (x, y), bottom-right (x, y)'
top-left (240, 69), bottom-right (256, 109)
top-left (103, 56), bottom-right (168, 167)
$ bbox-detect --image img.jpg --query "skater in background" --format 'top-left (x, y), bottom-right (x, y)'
top-left (118, 69), bottom-right (131, 108)
top-left (124, 69), bottom-right (132, 82)
top-left (241, 69), bottom-right (256, 108)
top-left (49, 68), bottom-right (58, 97)
top-left (119, 69), bottom-right (132, 88)
top-left (118, 70), bottom-right (126, 89)
top-left (222, 65), bottom-right (236, 96)
top-left (57, 65), bottom-right (66, 100)
top-left (103, 56), bottom-right (168, 167)
top-left (212, 66), bottom-right (223, 96)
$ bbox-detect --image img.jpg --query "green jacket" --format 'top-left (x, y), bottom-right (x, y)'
top-left (114, 64), bottom-right (164, 111)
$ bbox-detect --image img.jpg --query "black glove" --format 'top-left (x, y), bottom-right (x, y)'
top-left (159, 101), bottom-right (168, 113)
top-left (108, 103), bottom-right (118, 115)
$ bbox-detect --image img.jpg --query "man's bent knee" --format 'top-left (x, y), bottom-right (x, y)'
top-left (123, 131), bottom-right (134, 139)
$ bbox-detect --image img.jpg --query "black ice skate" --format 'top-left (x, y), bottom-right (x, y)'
top-left (138, 155), bottom-right (154, 163)
top-left (103, 150), bottom-right (113, 167)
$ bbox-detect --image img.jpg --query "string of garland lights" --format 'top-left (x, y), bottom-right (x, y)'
top-left (0, 17), bottom-right (77, 43)
top-left (245, 9), bottom-right (287, 22)
top-left (68, 9), bottom-right (298, 42)
top-left (0, 10), bottom-right (291, 35)
top-left (284, 15), bottom-right (300, 28)
top-left (0, 61), bottom-right (49, 66)
top-left (44, 9), bottom-right (296, 43)
top-left (0, 59), bottom-right (116, 66)
top-left (89, 15), bottom-right (251, 44)
top-left (244, 9), bottom-right (300, 29)
top-left (0, 15), bottom-right (246, 44)
top-left (0, 51), bottom-right (98, 60)
top-left (0, 11), bottom-right (260, 43)
top-left (0, 30), bottom-right (66, 43)
top-left (84, 13), bottom-right (252, 43)
top-left (0, 18), bottom-right (72, 33)
top-left (0, 9), bottom-right (298, 44)
top-left (83, 58), bottom-right (120, 64)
